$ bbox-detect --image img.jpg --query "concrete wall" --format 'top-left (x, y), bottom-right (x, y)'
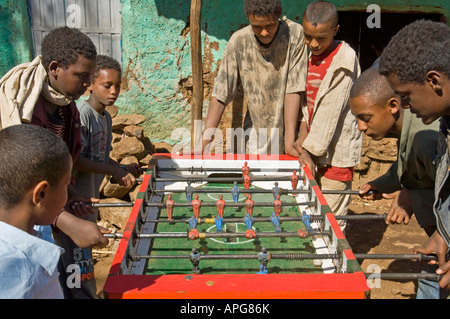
top-left (118, 0), bottom-right (250, 144)
top-left (0, 0), bottom-right (33, 76)
top-left (1, 0), bottom-right (449, 144)
top-left (118, 0), bottom-right (450, 144)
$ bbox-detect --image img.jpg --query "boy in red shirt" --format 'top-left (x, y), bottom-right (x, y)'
top-left (293, 1), bottom-right (361, 231)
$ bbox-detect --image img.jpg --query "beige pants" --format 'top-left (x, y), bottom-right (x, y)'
top-left (317, 174), bottom-right (352, 232)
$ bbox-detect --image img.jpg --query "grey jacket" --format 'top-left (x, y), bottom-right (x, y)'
top-left (434, 115), bottom-right (450, 246)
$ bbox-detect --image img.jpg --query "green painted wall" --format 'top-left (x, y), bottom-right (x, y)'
top-left (0, 0), bottom-right (33, 76)
top-left (118, 0), bottom-right (450, 144)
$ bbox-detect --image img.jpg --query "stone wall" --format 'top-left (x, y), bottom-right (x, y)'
top-left (353, 134), bottom-right (397, 188)
top-left (98, 105), bottom-right (172, 202)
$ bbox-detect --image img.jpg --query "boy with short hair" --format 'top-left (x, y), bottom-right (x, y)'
top-left (54, 55), bottom-right (141, 298)
top-left (201, 0), bottom-right (308, 156)
top-left (75, 55), bottom-right (141, 190)
top-left (293, 1), bottom-right (361, 231)
top-left (0, 124), bottom-right (72, 298)
top-left (350, 67), bottom-right (443, 298)
top-left (0, 27), bottom-right (110, 251)
top-left (378, 19), bottom-right (450, 291)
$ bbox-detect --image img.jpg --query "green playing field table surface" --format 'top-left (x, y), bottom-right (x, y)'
top-left (144, 183), bottom-right (322, 275)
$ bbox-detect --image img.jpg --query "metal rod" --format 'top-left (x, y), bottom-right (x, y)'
top-left (333, 214), bottom-right (386, 220)
top-left (128, 252), bottom-right (437, 263)
top-left (92, 201), bottom-right (315, 208)
top-left (364, 273), bottom-right (442, 281)
top-left (132, 253), bottom-right (339, 260)
top-left (93, 202), bottom-right (135, 208)
top-left (154, 176), bottom-right (294, 183)
top-left (152, 188), bottom-right (366, 196)
top-left (104, 230), bottom-right (327, 240)
top-left (354, 253), bottom-right (437, 262)
top-left (153, 188), bottom-right (301, 194)
top-left (154, 167), bottom-right (301, 173)
top-left (143, 214), bottom-right (386, 224)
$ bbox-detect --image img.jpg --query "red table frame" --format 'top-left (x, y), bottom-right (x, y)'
top-left (103, 154), bottom-right (370, 299)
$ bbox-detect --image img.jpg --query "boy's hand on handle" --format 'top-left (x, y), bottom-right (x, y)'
top-left (383, 190), bottom-right (413, 225)
top-left (358, 183), bottom-right (380, 200)
top-left (298, 149), bottom-right (315, 178)
top-left (69, 220), bottom-right (111, 249)
top-left (55, 211), bottom-right (111, 248)
top-left (68, 197), bottom-right (99, 217)
top-left (125, 163), bottom-right (142, 178)
top-left (285, 142), bottom-right (300, 158)
top-left (292, 137), bottom-right (305, 158)
top-left (112, 166), bottom-right (137, 187)
top-left (413, 231), bottom-right (450, 290)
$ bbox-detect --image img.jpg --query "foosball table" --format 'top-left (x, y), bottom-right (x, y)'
top-left (102, 154), bottom-right (373, 299)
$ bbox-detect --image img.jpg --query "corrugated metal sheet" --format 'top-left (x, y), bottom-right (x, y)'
top-left (28, 0), bottom-right (122, 63)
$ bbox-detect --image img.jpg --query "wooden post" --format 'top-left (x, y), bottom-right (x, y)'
top-left (190, 0), bottom-right (203, 153)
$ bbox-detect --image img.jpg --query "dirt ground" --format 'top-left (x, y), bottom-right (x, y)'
top-left (93, 187), bottom-right (431, 299)
top-left (346, 196), bottom-right (430, 299)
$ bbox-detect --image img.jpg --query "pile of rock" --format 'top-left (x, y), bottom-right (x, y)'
top-left (353, 134), bottom-right (397, 187)
top-left (93, 106), bottom-right (172, 259)
top-left (99, 105), bottom-right (172, 202)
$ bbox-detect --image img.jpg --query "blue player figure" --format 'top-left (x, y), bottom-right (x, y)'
top-left (302, 211), bottom-right (312, 232)
top-left (188, 215), bottom-right (199, 240)
top-left (189, 215), bottom-right (198, 230)
top-left (272, 182), bottom-right (280, 200)
top-left (232, 181), bottom-right (240, 203)
top-left (271, 212), bottom-right (281, 232)
top-left (244, 213), bottom-right (254, 230)
top-left (257, 247), bottom-right (270, 274)
top-left (185, 181), bottom-right (194, 204)
top-left (214, 214), bottom-right (224, 233)
top-left (189, 248), bottom-right (201, 274)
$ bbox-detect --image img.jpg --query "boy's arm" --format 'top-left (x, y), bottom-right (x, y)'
top-left (369, 160), bottom-right (402, 194)
top-left (284, 92), bottom-right (302, 157)
top-left (293, 120), bottom-right (308, 154)
top-left (201, 97), bottom-right (227, 154)
top-left (55, 210), bottom-right (110, 248)
top-left (284, 24), bottom-right (307, 157)
top-left (293, 121), bottom-right (316, 177)
top-left (112, 158), bottom-right (142, 178)
top-left (74, 155), bottom-right (137, 187)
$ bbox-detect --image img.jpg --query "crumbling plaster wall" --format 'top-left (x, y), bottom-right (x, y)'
top-left (0, 0), bottom-right (33, 76)
top-left (118, 0), bottom-right (450, 145)
top-left (118, 0), bottom-right (252, 145)
top-left (1, 0), bottom-right (448, 146)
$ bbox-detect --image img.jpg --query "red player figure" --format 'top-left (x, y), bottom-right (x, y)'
top-left (165, 194), bottom-right (175, 220)
top-left (291, 170), bottom-right (299, 190)
top-left (216, 194), bottom-right (226, 218)
top-left (243, 173), bottom-right (251, 195)
top-left (242, 161), bottom-right (250, 176)
top-left (298, 229), bottom-right (308, 239)
top-left (273, 194), bottom-right (282, 217)
top-left (245, 195), bottom-right (255, 216)
top-left (246, 229), bottom-right (256, 239)
top-left (192, 194), bottom-right (201, 219)
top-left (189, 229), bottom-right (199, 240)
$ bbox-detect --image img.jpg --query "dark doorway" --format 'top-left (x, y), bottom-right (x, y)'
top-left (335, 11), bottom-right (444, 71)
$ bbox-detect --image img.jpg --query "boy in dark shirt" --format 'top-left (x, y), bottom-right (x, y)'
top-left (378, 20), bottom-right (450, 292)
